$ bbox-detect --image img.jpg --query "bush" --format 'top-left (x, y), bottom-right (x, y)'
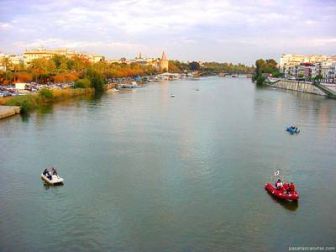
top-left (20, 99), bottom-right (34, 114)
top-left (91, 76), bottom-right (105, 92)
top-left (74, 78), bottom-right (91, 88)
top-left (256, 75), bottom-right (266, 86)
top-left (5, 95), bottom-right (38, 114)
top-left (39, 88), bottom-right (54, 101)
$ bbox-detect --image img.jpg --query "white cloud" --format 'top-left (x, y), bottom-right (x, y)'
top-left (0, 0), bottom-right (335, 63)
top-left (0, 22), bottom-right (12, 30)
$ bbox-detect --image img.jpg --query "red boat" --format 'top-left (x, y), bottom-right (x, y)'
top-left (265, 183), bottom-right (299, 201)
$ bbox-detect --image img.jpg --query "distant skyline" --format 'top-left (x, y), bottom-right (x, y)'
top-left (0, 0), bottom-right (335, 64)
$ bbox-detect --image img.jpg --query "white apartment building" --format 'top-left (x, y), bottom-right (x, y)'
top-left (23, 48), bottom-right (104, 65)
top-left (0, 53), bottom-right (23, 71)
top-left (280, 54), bottom-right (336, 82)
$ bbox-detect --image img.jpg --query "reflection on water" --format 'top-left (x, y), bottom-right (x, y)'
top-left (267, 193), bottom-right (299, 211)
top-left (43, 183), bottom-right (64, 190)
top-left (0, 77), bottom-right (335, 251)
top-left (20, 112), bottom-right (30, 122)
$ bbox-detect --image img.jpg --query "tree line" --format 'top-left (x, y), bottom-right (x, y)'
top-left (168, 60), bottom-right (254, 74)
top-left (1, 55), bottom-right (280, 88)
top-left (0, 55), bottom-right (160, 86)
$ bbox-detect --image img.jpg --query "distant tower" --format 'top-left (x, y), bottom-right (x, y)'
top-left (159, 51), bottom-right (169, 72)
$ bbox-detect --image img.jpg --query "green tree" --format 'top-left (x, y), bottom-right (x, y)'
top-left (189, 61), bottom-right (200, 71)
top-left (253, 58), bottom-right (280, 86)
top-left (85, 69), bottom-right (106, 92)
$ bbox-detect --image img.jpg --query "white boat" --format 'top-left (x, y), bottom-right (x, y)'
top-left (41, 167), bottom-right (64, 185)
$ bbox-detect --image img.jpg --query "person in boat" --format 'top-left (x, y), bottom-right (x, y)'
top-left (43, 169), bottom-right (48, 175)
top-left (284, 183), bottom-right (291, 193)
top-left (51, 167), bottom-right (57, 175)
top-left (289, 182), bottom-right (295, 192)
top-left (275, 179), bottom-right (283, 190)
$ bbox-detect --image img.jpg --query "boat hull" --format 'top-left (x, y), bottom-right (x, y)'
top-left (41, 174), bottom-right (64, 185)
top-left (265, 183), bottom-right (299, 201)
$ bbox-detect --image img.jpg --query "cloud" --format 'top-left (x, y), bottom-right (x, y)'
top-left (0, 0), bottom-right (335, 63)
top-left (0, 22), bottom-right (12, 30)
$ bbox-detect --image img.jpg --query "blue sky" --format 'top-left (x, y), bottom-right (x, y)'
top-left (0, 0), bottom-right (335, 64)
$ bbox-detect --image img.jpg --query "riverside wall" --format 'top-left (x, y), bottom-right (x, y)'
top-left (0, 106), bottom-right (20, 120)
top-left (269, 80), bottom-right (326, 96)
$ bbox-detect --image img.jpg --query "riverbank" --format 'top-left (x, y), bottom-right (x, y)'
top-left (0, 87), bottom-right (95, 118)
top-left (266, 78), bottom-right (336, 97)
top-left (0, 105), bottom-right (20, 119)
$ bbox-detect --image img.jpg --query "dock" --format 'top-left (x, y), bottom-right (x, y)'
top-left (0, 106), bottom-right (21, 120)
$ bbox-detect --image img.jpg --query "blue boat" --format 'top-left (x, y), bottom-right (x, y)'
top-left (286, 126), bottom-right (300, 134)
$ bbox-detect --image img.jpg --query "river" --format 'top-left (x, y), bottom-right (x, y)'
top-left (0, 77), bottom-right (335, 251)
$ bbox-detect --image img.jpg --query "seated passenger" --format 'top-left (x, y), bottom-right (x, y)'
top-left (275, 179), bottom-right (283, 190)
top-left (289, 182), bottom-right (295, 192)
top-left (51, 167), bottom-right (57, 175)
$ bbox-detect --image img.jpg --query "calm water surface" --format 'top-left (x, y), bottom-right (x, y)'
top-left (0, 77), bottom-right (335, 251)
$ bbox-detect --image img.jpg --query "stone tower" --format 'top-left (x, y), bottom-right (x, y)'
top-left (159, 51), bottom-right (169, 72)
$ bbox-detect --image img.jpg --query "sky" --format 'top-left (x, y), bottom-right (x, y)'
top-left (0, 0), bottom-right (335, 64)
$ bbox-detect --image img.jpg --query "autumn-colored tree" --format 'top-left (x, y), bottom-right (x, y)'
top-left (71, 55), bottom-right (91, 73)
top-left (52, 55), bottom-right (69, 73)
top-left (53, 72), bottom-right (79, 83)
top-left (29, 58), bottom-right (56, 82)
top-left (53, 74), bottom-right (66, 83)
top-left (15, 72), bottom-right (33, 83)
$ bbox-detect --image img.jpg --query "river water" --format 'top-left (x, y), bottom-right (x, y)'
top-left (0, 77), bottom-right (335, 251)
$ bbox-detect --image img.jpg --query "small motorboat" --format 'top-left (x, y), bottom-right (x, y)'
top-left (286, 126), bottom-right (300, 134)
top-left (41, 167), bottom-right (64, 185)
top-left (265, 182), bottom-right (299, 201)
top-left (170, 94), bottom-right (175, 97)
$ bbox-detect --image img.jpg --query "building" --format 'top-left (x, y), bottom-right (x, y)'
top-left (320, 61), bottom-right (336, 83)
top-left (0, 53), bottom-right (23, 71)
top-left (23, 48), bottom-right (104, 65)
top-left (158, 51), bottom-right (169, 72)
top-left (15, 83), bottom-right (27, 90)
top-left (0, 53), bottom-right (6, 71)
top-left (297, 63), bottom-right (315, 79)
top-left (90, 55), bottom-right (105, 63)
top-left (23, 48), bottom-right (76, 65)
top-left (121, 51), bottom-right (169, 72)
top-left (280, 54), bottom-right (336, 82)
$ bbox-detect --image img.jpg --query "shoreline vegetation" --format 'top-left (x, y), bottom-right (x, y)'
top-left (2, 88), bottom-right (94, 114)
top-left (252, 59), bottom-right (281, 86)
top-left (0, 55), bottom-right (256, 116)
